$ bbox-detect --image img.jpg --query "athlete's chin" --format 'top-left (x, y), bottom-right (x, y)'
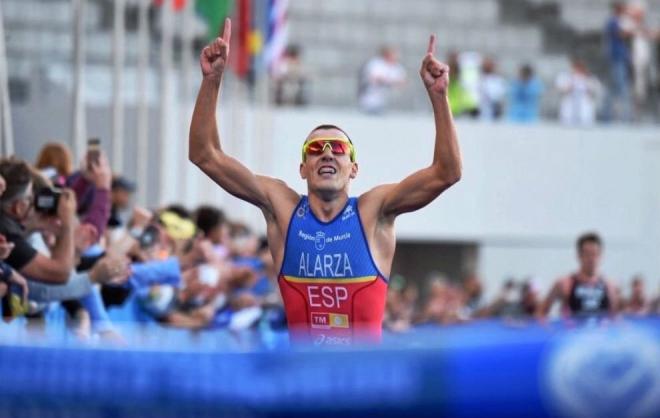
top-left (316, 185), bottom-right (340, 194)
top-left (311, 182), bottom-right (347, 196)
top-left (311, 178), bottom-right (344, 190)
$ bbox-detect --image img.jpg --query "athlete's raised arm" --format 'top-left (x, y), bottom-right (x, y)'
top-left (369, 35), bottom-right (462, 220)
top-left (189, 19), bottom-right (294, 214)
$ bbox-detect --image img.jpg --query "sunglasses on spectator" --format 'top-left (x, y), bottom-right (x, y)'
top-left (302, 137), bottom-right (356, 162)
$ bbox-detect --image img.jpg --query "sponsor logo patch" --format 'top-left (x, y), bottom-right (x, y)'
top-left (341, 204), bottom-right (355, 221)
top-left (311, 312), bottom-right (350, 329)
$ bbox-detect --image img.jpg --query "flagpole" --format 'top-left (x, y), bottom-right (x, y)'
top-left (136, 0), bottom-right (150, 206)
top-left (158, 0), bottom-right (174, 205)
top-left (181, 0), bottom-right (197, 204)
top-left (254, 0), bottom-right (269, 176)
top-left (112, 0), bottom-right (126, 173)
top-left (181, 1), bottom-right (193, 105)
top-left (0, 1), bottom-right (14, 156)
top-left (71, 0), bottom-right (87, 161)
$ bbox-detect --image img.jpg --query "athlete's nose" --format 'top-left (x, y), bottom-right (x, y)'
top-left (320, 147), bottom-right (335, 160)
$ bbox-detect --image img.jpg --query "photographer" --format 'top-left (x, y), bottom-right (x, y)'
top-left (30, 154), bottom-right (128, 339)
top-left (0, 158), bottom-right (75, 284)
top-left (0, 161), bottom-right (125, 334)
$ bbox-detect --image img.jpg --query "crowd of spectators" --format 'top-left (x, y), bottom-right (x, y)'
top-left (385, 270), bottom-right (660, 333)
top-left (1, 144), bottom-right (659, 344)
top-left (0, 142), bottom-right (286, 343)
top-left (271, 2), bottom-right (658, 124)
top-left (446, 2), bottom-right (659, 124)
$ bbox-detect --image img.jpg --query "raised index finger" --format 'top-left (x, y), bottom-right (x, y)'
top-left (222, 18), bottom-right (232, 44)
top-left (427, 34), bottom-right (436, 55)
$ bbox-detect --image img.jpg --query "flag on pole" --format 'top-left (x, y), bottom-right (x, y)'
top-left (156, 0), bottom-right (235, 40)
top-left (264, 0), bottom-right (288, 73)
top-left (195, 0), bottom-right (234, 40)
top-left (231, 0), bottom-right (251, 79)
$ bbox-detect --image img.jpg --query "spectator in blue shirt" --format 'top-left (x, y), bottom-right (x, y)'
top-left (603, 2), bottom-right (633, 122)
top-left (508, 64), bottom-right (544, 123)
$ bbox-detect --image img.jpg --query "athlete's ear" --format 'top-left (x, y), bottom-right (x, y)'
top-left (299, 162), bottom-right (307, 180)
top-left (349, 162), bottom-right (358, 179)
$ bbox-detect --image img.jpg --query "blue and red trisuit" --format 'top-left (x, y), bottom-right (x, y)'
top-left (278, 196), bottom-right (388, 346)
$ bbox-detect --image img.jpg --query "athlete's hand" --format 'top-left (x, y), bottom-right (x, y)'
top-left (420, 35), bottom-right (449, 97)
top-left (200, 18), bottom-right (231, 82)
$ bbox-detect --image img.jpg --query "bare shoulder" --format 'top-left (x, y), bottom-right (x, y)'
top-left (257, 176), bottom-right (299, 199)
top-left (256, 175), bottom-right (300, 219)
top-left (555, 275), bottom-right (573, 295)
top-left (257, 175), bottom-right (297, 194)
top-left (357, 183), bottom-right (397, 223)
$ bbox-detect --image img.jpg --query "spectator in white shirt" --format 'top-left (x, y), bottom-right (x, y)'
top-left (555, 58), bottom-right (602, 126)
top-left (358, 46), bottom-right (407, 114)
top-left (478, 57), bottom-right (507, 121)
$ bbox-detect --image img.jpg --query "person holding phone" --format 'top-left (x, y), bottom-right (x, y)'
top-left (86, 137), bottom-right (101, 167)
top-left (66, 140), bottom-right (112, 241)
top-left (189, 19), bottom-right (461, 345)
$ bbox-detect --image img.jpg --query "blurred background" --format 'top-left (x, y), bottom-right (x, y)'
top-left (0, 0), bottom-right (659, 417)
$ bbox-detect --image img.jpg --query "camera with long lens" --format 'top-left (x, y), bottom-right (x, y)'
top-left (34, 187), bottom-right (62, 215)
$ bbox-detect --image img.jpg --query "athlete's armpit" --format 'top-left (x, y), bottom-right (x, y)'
top-left (255, 175), bottom-right (300, 220)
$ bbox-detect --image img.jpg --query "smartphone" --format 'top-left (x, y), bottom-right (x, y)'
top-left (138, 225), bottom-right (160, 249)
top-left (87, 137), bottom-right (101, 167)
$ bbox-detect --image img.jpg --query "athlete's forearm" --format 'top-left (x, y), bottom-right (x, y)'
top-left (429, 94), bottom-right (462, 183)
top-left (189, 78), bottom-right (223, 166)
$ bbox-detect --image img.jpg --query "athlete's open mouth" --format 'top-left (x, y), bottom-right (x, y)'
top-left (318, 166), bottom-right (337, 175)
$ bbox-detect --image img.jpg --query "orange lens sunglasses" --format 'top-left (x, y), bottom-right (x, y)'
top-left (302, 137), bottom-right (356, 162)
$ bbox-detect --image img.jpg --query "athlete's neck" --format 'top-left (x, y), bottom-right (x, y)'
top-left (307, 192), bottom-right (349, 222)
top-left (577, 268), bottom-right (599, 282)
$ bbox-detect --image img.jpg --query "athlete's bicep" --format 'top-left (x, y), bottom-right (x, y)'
top-left (195, 149), bottom-right (273, 210)
top-left (376, 166), bottom-right (456, 219)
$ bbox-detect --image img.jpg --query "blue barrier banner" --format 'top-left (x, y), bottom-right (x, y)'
top-left (1, 318), bottom-right (659, 418)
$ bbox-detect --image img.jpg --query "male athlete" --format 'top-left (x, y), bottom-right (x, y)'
top-left (189, 19), bottom-right (461, 345)
top-left (538, 232), bottom-right (619, 320)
